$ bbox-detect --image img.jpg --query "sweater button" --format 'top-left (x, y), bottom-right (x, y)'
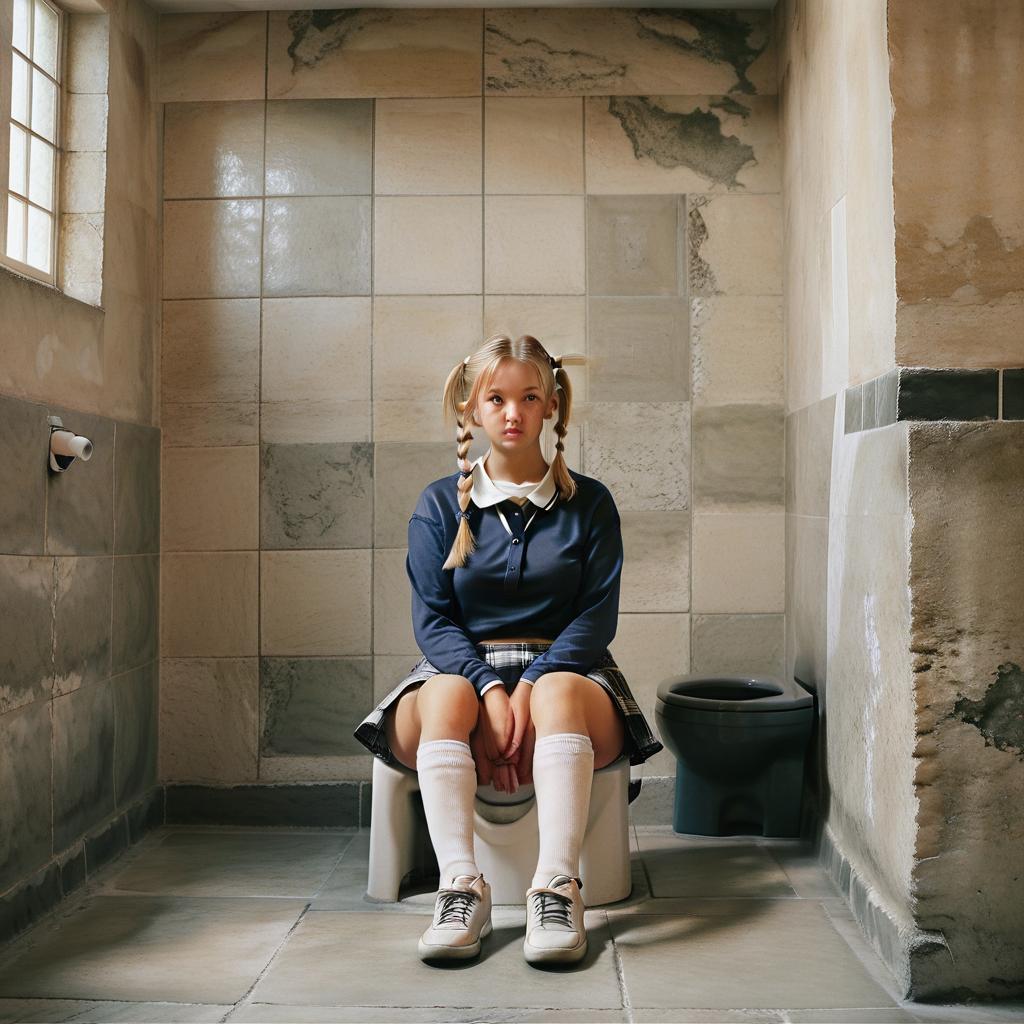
top-left (512, 538), bottom-right (519, 544)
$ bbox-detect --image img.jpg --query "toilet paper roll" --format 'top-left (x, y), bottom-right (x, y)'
top-left (50, 429), bottom-right (93, 460)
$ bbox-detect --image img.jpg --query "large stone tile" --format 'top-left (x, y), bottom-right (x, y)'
top-left (587, 297), bottom-right (688, 402)
top-left (0, 394), bottom-right (46, 554)
top-left (581, 401), bottom-right (690, 512)
top-left (692, 513), bottom-right (785, 614)
top-left (635, 831), bottom-right (795, 898)
top-left (374, 196), bottom-right (481, 295)
top-left (688, 193), bottom-right (783, 297)
top-left (163, 199), bottom-right (262, 299)
top-left (785, 513), bottom-right (829, 690)
top-left (485, 195), bottom-right (585, 294)
top-left (763, 846), bottom-right (843, 900)
top-left (262, 197), bottom-right (371, 298)
top-left (112, 662), bottom-right (157, 807)
top-left (691, 296), bottom-right (783, 408)
top-left (111, 554), bottom-right (158, 674)
top-left (45, 408), bottom-right (115, 556)
top-left (608, 900), bottom-right (896, 1009)
top-left (585, 95), bottom-right (779, 195)
top-left (260, 657), bottom-right (372, 757)
top-left (250, 908), bottom-right (621, 1008)
top-left (163, 100), bottom-right (265, 198)
top-left (786, 395), bottom-right (836, 517)
top-left (374, 98), bottom-right (480, 195)
top-left (28, 1002), bottom-right (231, 1023)
top-left (265, 99), bottom-right (372, 196)
top-left (485, 97), bottom-right (583, 195)
top-left (158, 13), bottom-right (267, 103)
top-left (0, 555), bottom-right (54, 712)
top-left (692, 404), bottom-right (784, 511)
top-left (261, 443), bottom-right (372, 549)
top-left (619, 511), bottom-right (689, 613)
top-left (161, 299), bottom-right (261, 405)
top-left (51, 680), bottom-right (115, 850)
top-left (102, 831), bottom-right (351, 898)
top-left (161, 402), bottom-right (259, 449)
top-left (267, 9), bottom-right (481, 100)
top-left (53, 556), bottom-right (112, 695)
top-left (162, 446), bottom-right (259, 551)
top-left (0, 896), bottom-right (305, 1003)
top-left (160, 659), bottom-right (259, 784)
top-left (0, 699), bottom-right (52, 894)
top-left (587, 195), bottom-right (683, 297)
top-left (690, 613), bottom-right (785, 679)
top-left (373, 443), bottom-right (458, 548)
top-left (260, 550), bottom-right (371, 656)
top-left (372, 548), bottom-right (415, 655)
top-left (610, 613), bottom-right (688, 779)
top-left (112, 422), bottom-right (160, 556)
top-left (374, 653), bottom-right (423, 703)
top-left (231, 1007), bottom-right (626, 1023)
top-left (484, 9), bottom-right (775, 97)
top-left (161, 553), bottom-right (258, 657)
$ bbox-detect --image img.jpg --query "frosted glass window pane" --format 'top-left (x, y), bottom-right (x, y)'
top-left (26, 204), bottom-right (52, 273)
top-left (29, 137), bottom-right (54, 209)
top-left (13, 0), bottom-right (30, 53)
top-left (9, 125), bottom-right (28, 196)
top-left (32, 71), bottom-right (57, 143)
top-left (12, 54), bottom-right (30, 126)
top-left (34, 1), bottom-right (59, 77)
top-left (7, 197), bottom-right (26, 260)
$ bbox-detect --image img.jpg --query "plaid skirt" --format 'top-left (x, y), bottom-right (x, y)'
top-left (353, 641), bottom-right (663, 773)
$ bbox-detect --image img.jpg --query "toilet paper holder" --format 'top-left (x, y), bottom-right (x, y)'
top-left (48, 415), bottom-right (93, 473)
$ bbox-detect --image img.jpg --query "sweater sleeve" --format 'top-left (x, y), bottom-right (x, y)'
top-left (518, 485), bottom-right (623, 684)
top-left (406, 512), bottom-right (505, 697)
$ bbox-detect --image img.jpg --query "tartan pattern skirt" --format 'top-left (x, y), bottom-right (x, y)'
top-left (353, 640), bottom-right (664, 772)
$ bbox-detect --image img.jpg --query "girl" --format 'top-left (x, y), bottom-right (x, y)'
top-left (354, 334), bottom-right (662, 966)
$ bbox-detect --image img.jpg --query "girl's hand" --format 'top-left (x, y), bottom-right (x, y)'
top-left (504, 682), bottom-right (533, 760)
top-left (478, 687), bottom-right (515, 792)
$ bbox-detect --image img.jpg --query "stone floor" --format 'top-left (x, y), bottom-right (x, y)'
top-left (0, 826), bottom-right (1021, 1024)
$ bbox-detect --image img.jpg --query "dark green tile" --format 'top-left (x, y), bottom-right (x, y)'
top-left (111, 554), bottom-right (158, 675)
top-left (113, 421), bottom-right (161, 555)
top-left (0, 554), bottom-right (54, 712)
top-left (54, 556), bottom-right (112, 695)
top-left (0, 394), bottom-right (47, 554)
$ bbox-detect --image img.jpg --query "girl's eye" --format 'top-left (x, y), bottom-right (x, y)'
top-left (489, 395), bottom-right (537, 402)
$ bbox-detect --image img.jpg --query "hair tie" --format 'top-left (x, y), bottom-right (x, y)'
top-left (455, 509), bottom-right (471, 521)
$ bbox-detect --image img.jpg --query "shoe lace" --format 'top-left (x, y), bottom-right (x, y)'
top-left (531, 889), bottom-right (573, 928)
top-left (435, 888), bottom-right (479, 927)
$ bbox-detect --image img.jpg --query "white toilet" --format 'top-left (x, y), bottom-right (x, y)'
top-left (365, 754), bottom-right (633, 906)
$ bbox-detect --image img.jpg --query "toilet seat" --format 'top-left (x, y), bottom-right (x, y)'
top-left (657, 674), bottom-right (814, 712)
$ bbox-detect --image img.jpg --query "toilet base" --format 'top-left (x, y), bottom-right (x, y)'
top-left (672, 754), bottom-right (805, 838)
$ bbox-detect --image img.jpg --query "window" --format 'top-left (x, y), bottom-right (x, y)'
top-left (3, 0), bottom-right (64, 284)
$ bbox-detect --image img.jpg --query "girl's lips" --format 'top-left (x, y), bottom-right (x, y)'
top-left (503, 430), bottom-right (522, 436)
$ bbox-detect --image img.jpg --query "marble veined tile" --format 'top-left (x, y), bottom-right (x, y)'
top-left (267, 10), bottom-right (481, 100)
top-left (586, 94), bottom-right (780, 194)
top-left (485, 9), bottom-right (775, 97)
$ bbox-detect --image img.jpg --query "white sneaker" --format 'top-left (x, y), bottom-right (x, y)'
top-left (523, 873), bottom-right (587, 964)
top-left (418, 872), bottom-right (492, 961)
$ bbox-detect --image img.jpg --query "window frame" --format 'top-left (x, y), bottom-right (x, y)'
top-left (0, 0), bottom-right (67, 288)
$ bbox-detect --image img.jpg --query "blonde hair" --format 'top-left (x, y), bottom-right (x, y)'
top-left (440, 334), bottom-right (585, 570)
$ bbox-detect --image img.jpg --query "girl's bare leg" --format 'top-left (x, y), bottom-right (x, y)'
top-left (384, 674), bottom-right (480, 770)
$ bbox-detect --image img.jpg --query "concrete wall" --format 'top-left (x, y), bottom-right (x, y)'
top-left (0, 0), bottom-right (162, 936)
top-left (154, 9), bottom-right (786, 817)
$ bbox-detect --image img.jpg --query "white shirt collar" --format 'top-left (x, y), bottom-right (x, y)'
top-left (469, 449), bottom-right (558, 509)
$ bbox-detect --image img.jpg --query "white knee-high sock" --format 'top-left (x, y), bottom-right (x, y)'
top-left (416, 739), bottom-right (479, 888)
top-left (530, 732), bottom-right (595, 889)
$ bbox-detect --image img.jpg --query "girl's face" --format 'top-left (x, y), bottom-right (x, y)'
top-left (473, 358), bottom-right (558, 454)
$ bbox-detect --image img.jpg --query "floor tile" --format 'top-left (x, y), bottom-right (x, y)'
top-left (786, 1010), bottom-right (918, 1023)
top-left (229, 1007), bottom-right (627, 1023)
top-left (250, 908), bottom-right (622, 1009)
top-left (608, 900), bottom-right (897, 1009)
top-left (100, 830), bottom-right (353, 898)
top-left (636, 832), bottom-right (797, 899)
top-left (904, 1003), bottom-right (1024, 1023)
top-left (0, 896), bottom-right (305, 1004)
top-left (632, 1011), bottom-right (784, 1023)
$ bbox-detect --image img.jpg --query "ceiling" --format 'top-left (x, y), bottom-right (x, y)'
top-left (151, 0), bottom-right (775, 13)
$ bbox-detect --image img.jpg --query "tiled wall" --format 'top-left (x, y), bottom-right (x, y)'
top-left (156, 8), bottom-right (784, 800)
top-left (0, 394), bottom-right (160, 935)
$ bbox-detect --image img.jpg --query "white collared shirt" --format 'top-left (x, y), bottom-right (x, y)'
top-left (469, 449), bottom-right (558, 510)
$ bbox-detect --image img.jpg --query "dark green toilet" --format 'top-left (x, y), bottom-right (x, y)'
top-left (655, 675), bottom-right (816, 838)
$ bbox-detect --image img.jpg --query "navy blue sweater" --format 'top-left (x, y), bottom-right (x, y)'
top-left (406, 469), bottom-right (623, 696)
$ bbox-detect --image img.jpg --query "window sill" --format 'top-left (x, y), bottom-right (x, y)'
top-left (0, 260), bottom-right (105, 313)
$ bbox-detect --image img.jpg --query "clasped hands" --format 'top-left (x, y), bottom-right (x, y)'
top-left (468, 682), bottom-right (535, 794)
